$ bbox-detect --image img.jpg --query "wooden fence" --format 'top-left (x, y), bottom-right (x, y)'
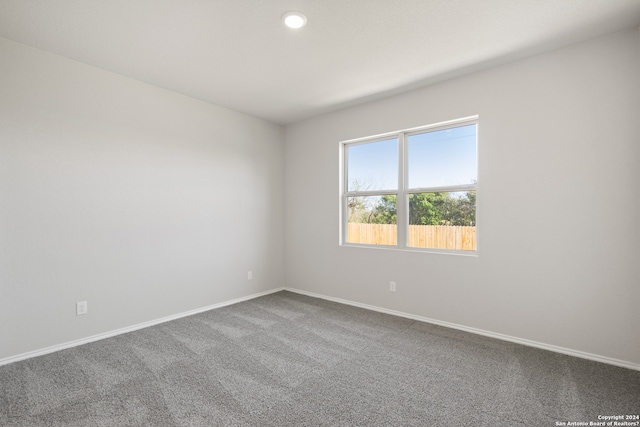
top-left (347, 223), bottom-right (476, 251)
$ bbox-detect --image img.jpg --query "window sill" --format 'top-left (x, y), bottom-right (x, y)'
top-left (340, 242), bottom-right (479, 257)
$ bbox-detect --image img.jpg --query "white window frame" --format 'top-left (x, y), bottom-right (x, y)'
top-left (339, 115), bottom-right (479, 255)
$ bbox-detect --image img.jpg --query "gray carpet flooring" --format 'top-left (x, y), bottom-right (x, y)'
top-left (1, 290), bottom-right (638, 426)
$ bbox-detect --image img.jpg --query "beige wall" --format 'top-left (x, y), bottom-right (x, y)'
top-left (0, 38), bottom-right (285, 361)
top-left (284, 28), bottom-right (640, 366)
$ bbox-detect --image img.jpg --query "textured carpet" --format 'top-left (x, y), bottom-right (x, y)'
top-left (1, 290), bottom-right (638, 426)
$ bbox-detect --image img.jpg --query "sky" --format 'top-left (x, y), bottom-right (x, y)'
top-left (346, 124), bottom-right (477, 191)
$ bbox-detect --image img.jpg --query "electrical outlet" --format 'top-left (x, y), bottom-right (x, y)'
top-left (390, 281), bottom-right (396, 292)
top-left (248, 271), bottom-right (253, 280)
top-left (76, 301), bottom-right (88, 316)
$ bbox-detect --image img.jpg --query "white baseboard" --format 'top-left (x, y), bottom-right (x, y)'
top-left (284, 287), bottom-right (640, 372)
top-left (0, 287), bottom-right (285, 367)
top-left (4, 286), bottom-right (637, 372)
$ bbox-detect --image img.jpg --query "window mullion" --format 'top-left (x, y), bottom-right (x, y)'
top-left (344, 190), bottom-right (398, 197)
top-left (396, 132), bottom-right (407, 249)
top-left (407, 184), bottom-right (476, 194)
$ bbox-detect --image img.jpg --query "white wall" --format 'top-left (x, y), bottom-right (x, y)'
top-left (285, 28), bottom-right (640, 366)
top-left (0, 38), bottom-right (284, 361)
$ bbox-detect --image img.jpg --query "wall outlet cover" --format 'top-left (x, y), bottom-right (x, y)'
top-left (76, 301), bottom-right (88, 316)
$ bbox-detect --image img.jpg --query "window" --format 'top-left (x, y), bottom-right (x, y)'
top-left (341, 116), bottom-right (478, 253)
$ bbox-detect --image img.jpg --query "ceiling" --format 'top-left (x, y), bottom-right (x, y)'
top-left (1, 1), bottom-right (639, 125)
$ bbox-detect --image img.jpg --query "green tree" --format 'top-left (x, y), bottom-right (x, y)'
top-left (453, 191), bottom-right (476, 226)
top-left (409, 191), bottom-right (475, 226)
top-left (371, 195), bottom-right (396, 224)
top-left (409, 193), bottom-right (446, 225)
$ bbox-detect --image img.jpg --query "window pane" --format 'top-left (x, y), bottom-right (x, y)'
top-left (408, 191), bottom-right (476, 250)
top-left (408, 124), bottom-right (476, 188)
top-left (346, 195), bottom-right (397, 245)
top-left (347, 138), bottom-right (398, 191)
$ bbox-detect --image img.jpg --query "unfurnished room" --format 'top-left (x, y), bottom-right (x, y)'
top-left (1, 1), bottom-right (639, 426)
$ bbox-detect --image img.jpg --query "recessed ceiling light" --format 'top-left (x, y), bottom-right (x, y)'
top-left (282, 11), bottom-right (307, 29)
